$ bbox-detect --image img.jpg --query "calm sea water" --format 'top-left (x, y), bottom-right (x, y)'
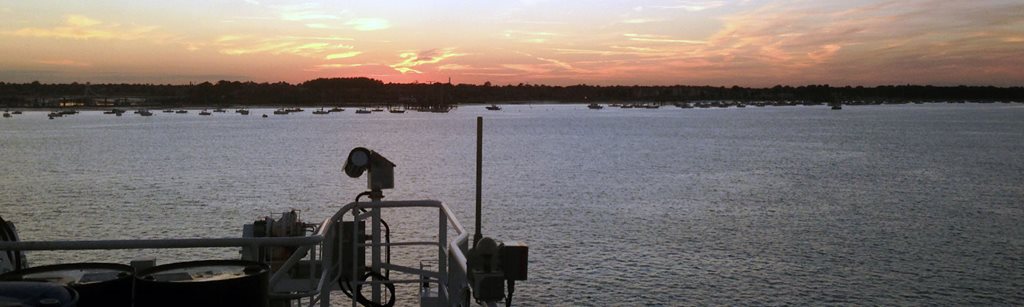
top-left (1, 104), bottom-right (1022, 305)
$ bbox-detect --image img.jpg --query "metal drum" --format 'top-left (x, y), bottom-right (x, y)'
top-left (0, 263), bottom-right (132, 307)
top-left (0, 281), bottom-right (78, 307)
top-left (135, 260), bottom-right (269, 307)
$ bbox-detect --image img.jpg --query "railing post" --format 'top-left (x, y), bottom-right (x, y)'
top-left (438, 208), bottom-right (448, 305)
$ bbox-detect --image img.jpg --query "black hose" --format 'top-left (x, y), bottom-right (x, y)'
top-left (381, 219), bottom-right (391, 278)
top-left (345, 191), bottom-right (395, 305)
top-left (354, 191), bottom-right (372, 203)
top-left (338, 269), bottom-right (396, 307)
top-left (354, 191), bottom-right (391, 278)
top-left (354, 271), bottom-right (396, 307)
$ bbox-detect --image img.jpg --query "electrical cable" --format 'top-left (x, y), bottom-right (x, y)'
top-left (506, 280), bottom-right (515, 307)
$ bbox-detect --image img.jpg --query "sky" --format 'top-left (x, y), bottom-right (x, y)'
top-left (0, 0), bottom-right (1022, 86)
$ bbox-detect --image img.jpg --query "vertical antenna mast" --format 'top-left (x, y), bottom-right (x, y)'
top-left (474, 116), bottom-right (483, 246)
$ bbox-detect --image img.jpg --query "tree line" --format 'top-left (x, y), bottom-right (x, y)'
top-left (1, 78), bottom-right (1021, 108)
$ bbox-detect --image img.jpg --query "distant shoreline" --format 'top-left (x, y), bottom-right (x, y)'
top-left (4, 100), bottom-right (1022, 112)
top-left (2, 78), bottom-right (1021, 109)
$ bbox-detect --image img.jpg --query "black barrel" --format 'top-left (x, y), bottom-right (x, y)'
top-left (135, 260), bottom-right (268, 307)
top-left (0, 263), bottom-right (132, 307)
top-left (0, 281), bottom-right (78, 307)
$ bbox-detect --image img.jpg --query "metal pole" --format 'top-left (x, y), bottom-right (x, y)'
top-left (370, 193), bottom-right (383, 304)
top-left (474, 116), bottom-right (483, 246)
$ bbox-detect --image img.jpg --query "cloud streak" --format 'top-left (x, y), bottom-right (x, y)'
top-left (4, 14), bottom-right (159, 40)
top-left (215, 35), bottom-right (355, 58)
top-left (35, 59), bottom-right (92, 67)
top-left (346, 18), bottom-right (390, 31)
top-left (390, 48), bottom-right (466, 74)
top-left (655, 1), bottom-right (727, 12)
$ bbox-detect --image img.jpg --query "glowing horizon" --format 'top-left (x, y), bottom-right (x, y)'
top-left (1, 0), bottom-right (1022, 87)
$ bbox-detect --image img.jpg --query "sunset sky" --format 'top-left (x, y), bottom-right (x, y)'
top-left (1, 0), bottom-right (1022, 86)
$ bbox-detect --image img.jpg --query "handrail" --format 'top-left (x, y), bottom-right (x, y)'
top-left (0, 236), bottom-right (322, 251)
top-left (0, 199), bottom-right (471, 307)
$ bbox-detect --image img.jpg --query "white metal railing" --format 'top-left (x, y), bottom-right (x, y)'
top-left (0, 199), bottom-right (472, 307)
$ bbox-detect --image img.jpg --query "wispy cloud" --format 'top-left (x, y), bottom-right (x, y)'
top-left (503, 30), bottom-right (560, 43)
top-left (390, 48), bottom-right (465, 74)
top-left (437, 64), bottom-right (474, 71)
top-left (535, 56), bottom-right (574, 70)
top-left (66, 15), bottom-right (101, 27)
top-left (273, 3), bottom-right (346, 21)
top-left (35, 59), bottom-right (92, 67)
top-left (346, 18), bottom-right (390, 31)
top-left (624, 33), bottom-right (707, 44)
top-left (216, 35), bottom-right (355, 58)
top-left (504, 30), bottom-right (559, 37)
top-left (325, 51), bottom-right (362, 60)
top-left (305, 23), bottom-right (333, 29)
top-left (619, 18), bottom-right (666, 24)
top-left (306, 63), bottom-right (364, 71)
top-left (4, 14), bottom-right (158, 40)
top-left (655, 1), bottom-right (727, 12)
